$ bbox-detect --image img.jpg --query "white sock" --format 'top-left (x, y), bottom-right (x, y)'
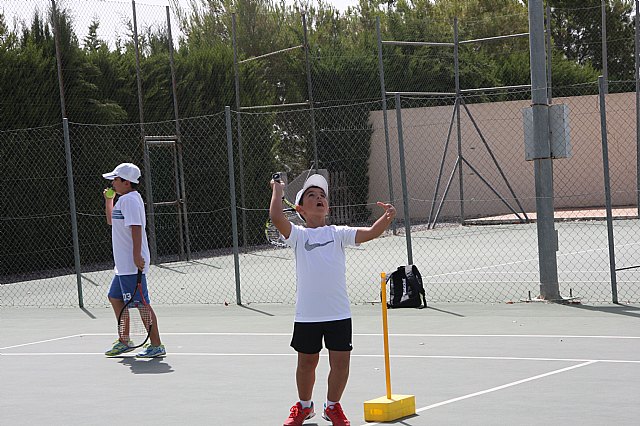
top-left (300, 400), bottom-right (313, 409)
top-left (326, 400), bottom-right (338, 408)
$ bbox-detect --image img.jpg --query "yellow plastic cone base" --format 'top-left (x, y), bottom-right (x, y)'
top-left (363, 394), bottom-right (416, 422)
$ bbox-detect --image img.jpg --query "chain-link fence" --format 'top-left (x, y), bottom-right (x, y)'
top-left (3, 0), bottom-right (640, 306)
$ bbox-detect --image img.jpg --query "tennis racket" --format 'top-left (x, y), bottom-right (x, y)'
top-left (266, 172), bottom-right (303, 247)
top-left (117, 269), bottom-right (153, 350)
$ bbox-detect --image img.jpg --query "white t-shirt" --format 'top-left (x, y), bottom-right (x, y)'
top-left (111, 191), bottom-right (150, 275)
top-left (284, 224), bottom-right (358, 322)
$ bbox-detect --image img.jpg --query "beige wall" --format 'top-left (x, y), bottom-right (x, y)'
top-left (368, 92), bottom-right (638, 221)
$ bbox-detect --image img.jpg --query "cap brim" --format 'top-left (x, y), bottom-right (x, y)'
top-left (102, 172), bottom-right (117, 180)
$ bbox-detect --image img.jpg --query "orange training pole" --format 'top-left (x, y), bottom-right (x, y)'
top-left (380, 272), bottom-right (392, 399)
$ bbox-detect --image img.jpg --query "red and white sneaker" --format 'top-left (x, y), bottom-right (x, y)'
top-left (283, 401), bottom-right (315, 426)
top-left (323, 402), bottom-right (350, 426)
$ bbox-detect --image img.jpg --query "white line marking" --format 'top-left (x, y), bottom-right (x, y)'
top-left (2, 333), bottom-right (638, 353)
top-left (360, 361), bottom-right (598, 426)
top-left (1, 353), bottom-right (639, 363)
top-left (76, 332), bottom-right (640, 339)
top-left (0, 334), bottom-right (83, 350)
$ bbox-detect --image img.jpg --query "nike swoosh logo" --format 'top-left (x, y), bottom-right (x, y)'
top-left (304, 239), bottom-right (334, 251)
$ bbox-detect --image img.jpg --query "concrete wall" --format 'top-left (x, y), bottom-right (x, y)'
top-left (368, 92), bottom-right (638, 221)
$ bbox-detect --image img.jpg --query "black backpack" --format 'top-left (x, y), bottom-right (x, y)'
top-left (386, 265), bottom-right (427, 309)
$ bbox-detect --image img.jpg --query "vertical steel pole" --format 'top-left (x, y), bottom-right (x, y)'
top-left (52, 1), bottom-right (81, 305)
top-left (601, 0), bottom-right (609, 94)
top-left (226, 107), bottom-right (242, 305)
top-left (598, 76), bottom-right (618, 304)
top-left (132, 0), bottom-right (157, 263)
top-left (529, 0), bottom-right (560, 300)
top-left (302, 12), bottom-right (319, 172)
top-left (545, 4), bottom-right (553, 104)
top-left (51, 0), bottom-right (66, 118)
top-left (454, 17), bottom-right (464, 224)
top-left (635, 0), bottom-right (640, 216)
top-left (394, 93), bottom-right (413, 265)
top-left (376, 17), bottom-right (396, 234)
top-left (166, 6), bottom-right (191, 260)
top-left (231, 13), bottom-right (247, 249)
top-left (63, 119), bottom-right (83, 307)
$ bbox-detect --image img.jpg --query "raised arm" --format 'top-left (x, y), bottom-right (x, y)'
top-left (104, 189), bottom-right (114, 225)
top-left (269, 177), bottom-right (292, 240)
top-left (355, 202), bottom-right (396, 244)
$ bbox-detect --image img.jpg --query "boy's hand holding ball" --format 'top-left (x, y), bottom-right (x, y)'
top-left (104, 188), bottom-right (116, 199)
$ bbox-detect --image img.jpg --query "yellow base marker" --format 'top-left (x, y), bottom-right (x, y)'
top-left (364, 272), bottom-right (416, 422)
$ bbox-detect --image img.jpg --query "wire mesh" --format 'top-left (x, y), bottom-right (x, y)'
top-left (3, 1), bottom-right (640, 307)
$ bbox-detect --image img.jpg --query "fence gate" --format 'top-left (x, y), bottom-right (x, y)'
top-left (144, 135), bottom-right (191, 262)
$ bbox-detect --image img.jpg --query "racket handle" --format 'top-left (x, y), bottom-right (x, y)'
top-left (272, 172), bottom-right (281, 182)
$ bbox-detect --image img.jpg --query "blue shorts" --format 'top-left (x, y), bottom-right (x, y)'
top-left (108, 274), bottom-right (151, 305)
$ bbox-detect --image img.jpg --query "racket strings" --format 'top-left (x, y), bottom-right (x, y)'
top-left (118, 304), bottom-right (153, 346)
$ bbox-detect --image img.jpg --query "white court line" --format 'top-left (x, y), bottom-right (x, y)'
top-left (1, 353), bottom-right (639, 364)
top-left (2, 332), bottom-right (638, 352)
top-left (0, 334), bottom-right (82, 350)
top-left (360, 361), bottom-right (598, 426)
top-left (77, 332), bottom-right (640, 339)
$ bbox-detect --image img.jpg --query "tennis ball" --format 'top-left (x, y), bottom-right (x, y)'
top-left (105, 188), bottom-right (116, 199)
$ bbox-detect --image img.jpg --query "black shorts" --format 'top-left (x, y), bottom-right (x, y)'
top-left (290, 318), bottom-right (353, 354)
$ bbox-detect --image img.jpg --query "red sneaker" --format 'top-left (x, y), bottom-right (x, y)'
top-left (323, 402), bottom-right (350, 426)
top-left (283, 402), bottom-right (315, 426)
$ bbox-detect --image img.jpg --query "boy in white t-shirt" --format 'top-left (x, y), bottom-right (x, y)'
top-left (102, 163), bottom-right (165, 358)
top-left (271, 174), bottom-right (396, 426)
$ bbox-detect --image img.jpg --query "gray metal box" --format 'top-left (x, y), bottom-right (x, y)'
top-left (523, 103), bottom-right (572, 160)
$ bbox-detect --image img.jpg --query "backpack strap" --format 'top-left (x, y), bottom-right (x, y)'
top-left (405, 265), bottom-right (427, 309)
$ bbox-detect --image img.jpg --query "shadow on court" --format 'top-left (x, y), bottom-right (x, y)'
top-left (1, 303), bottom-right (639, 425)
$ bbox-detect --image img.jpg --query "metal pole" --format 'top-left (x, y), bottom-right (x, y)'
top-left (394, 93), bottom-right (413, 265)
top-left (231, 13), bottom-right (247, 249)
top-left (454, 17), bottom-right (465, 224)
top-left (132, 0), bottom-right (157, 264)
top-left (52, 1), bottom-right (81, 305)
top-left (601, 0), bottom-right (609, 94)
top-left (51, 0), bottom-right (66, 118)
top-left (529, 0), bottom-right (560, 300)
top-left (598, 76), bottom-right (618, 304)
top-left (166, 6), bottom-right (191, 260)
top-left (376, 16), bottom-right (396, 234)
top-left (226, 106), bottom-right (242, 305)
top-left (545, 4), bottom-right (553, 104)
top-left (635, 0), bottom-right (640, 216)
top-left (302, 12), bottom-right (319, 172)
top-left (62, 119), bottom-right (83, 307)
top-left (428, 98), bottom-right (458, 228)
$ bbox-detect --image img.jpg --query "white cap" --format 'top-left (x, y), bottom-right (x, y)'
top-left (102, 163), bottom-right (141, 184)
top-left (295, 174), bottom-right (329, 206)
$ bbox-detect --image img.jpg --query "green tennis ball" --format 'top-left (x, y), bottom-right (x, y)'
top-left (105, 188), bottom-right (116, 199)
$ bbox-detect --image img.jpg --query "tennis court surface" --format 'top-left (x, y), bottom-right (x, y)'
top-left (1, 302), bottom-right (639, 425)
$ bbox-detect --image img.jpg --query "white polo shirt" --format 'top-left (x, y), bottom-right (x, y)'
top-left (111, 191), bottom-right (150, 275)
top-left (284, 223), bottom-right (358, 322)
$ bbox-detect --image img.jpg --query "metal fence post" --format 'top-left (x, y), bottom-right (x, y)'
top-left (131, 0), bottom-right (158, 264)
top-left (601, 0), bottom-right (609, 94)
top-left (529, 0), bottom-right (560, 300)
top-left (62, 118), bottom-right (83, 307)
top-left (598, 76), bottom-right (618, 304)
top-left (302, 12), bottom-right (318, 172)
top-left (394, 93), bottom-right (413, 265)
top-left (376, 16), bottom-right (396, 235)
top-left (226, 106), bottom-right (242, 305)
top-left (231, 13), bottom-right (248, 249)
